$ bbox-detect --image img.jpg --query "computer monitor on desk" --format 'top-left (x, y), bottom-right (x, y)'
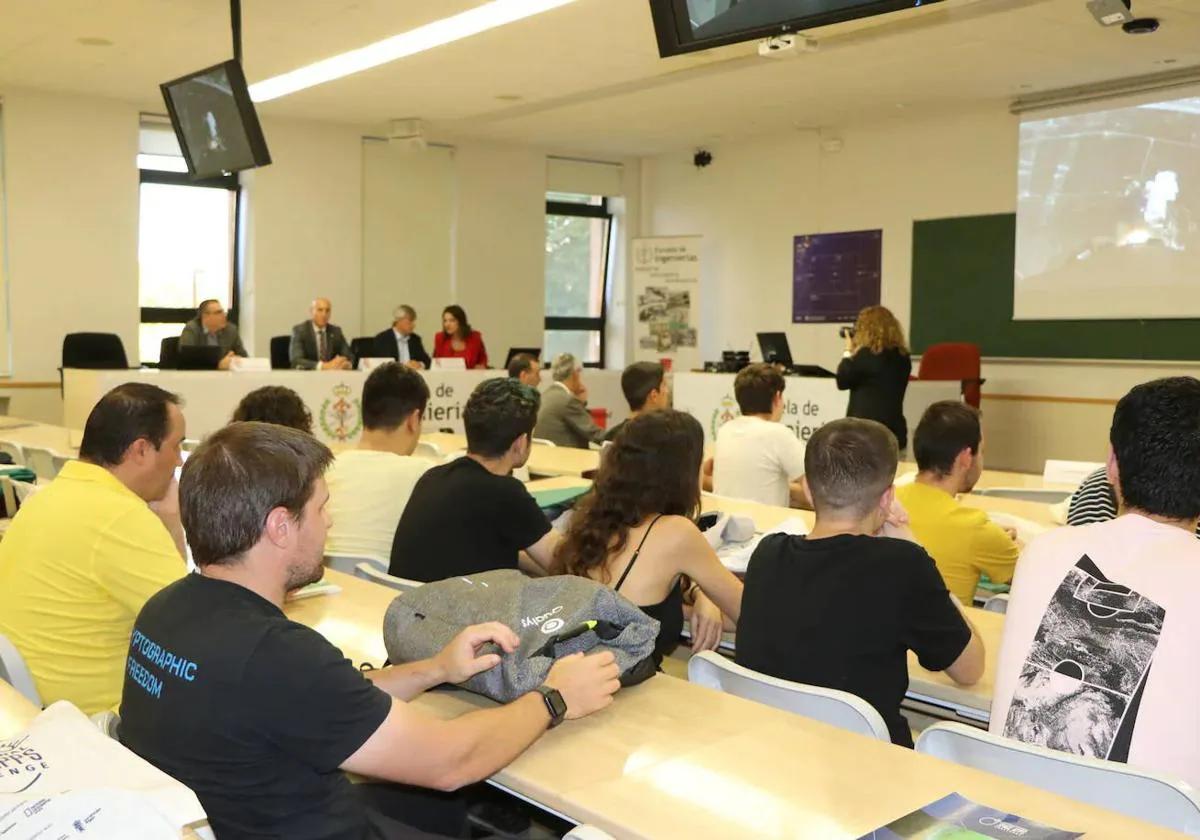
top-left (755, 332), bottom-right (834, 378)
top-left (176, 346), bottom-right (223, 370)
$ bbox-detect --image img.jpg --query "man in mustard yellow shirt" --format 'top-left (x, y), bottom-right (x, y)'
top-left (896, 401), bottom-right (1019, 604)
top-left (0, 383), bottom-right (187, 713)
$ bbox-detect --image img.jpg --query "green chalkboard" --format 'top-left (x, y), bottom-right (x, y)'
top-left (910, 214), bottom-right (1200, 360)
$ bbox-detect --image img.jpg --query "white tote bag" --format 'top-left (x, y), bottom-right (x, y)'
top-left (0, 701), bottom-right (207, 839)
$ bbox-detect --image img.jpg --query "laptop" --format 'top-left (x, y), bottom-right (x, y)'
top-left (505, 347), bottom-right (542, 367)
top-left (176, 345), bottom-right (223, 370)
top-left (755, 333), bottom-right (835, 378)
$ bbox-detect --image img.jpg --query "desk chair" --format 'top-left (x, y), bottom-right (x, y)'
top-left (688, 651), bottom-right (890, 742)
top-left (0, 631), bottom-right (41, 705)
top-left (918, 342), bottom-right (984, 408)
top-left (916, 723), bottom-right (1200, 835)
top-left (159, 336), bottom-right (181, 369)
top-left (983, 593), bottom-right (1009, 614)
top-left (0, 440), bottom-right (23, 465)
top-left (23, 446), bottom-right (61, 480)
top-left (62, 332), bottom-right (129, 370)
top-left (353, 562), bottom-right (422, 593)
top-left (269, 336), bottom-right (291, 370)
top-left (324, 554), bottom-right (385, 575)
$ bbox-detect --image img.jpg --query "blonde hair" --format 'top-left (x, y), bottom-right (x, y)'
top-left (853, 306), bottom-right (909, 355)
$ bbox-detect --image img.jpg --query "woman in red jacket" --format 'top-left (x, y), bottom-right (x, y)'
top-left (433, 305), bottom-right (489, 369)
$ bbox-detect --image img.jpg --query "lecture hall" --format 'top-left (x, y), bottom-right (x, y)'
top-left (1, 0), bottom-right (1199, 838)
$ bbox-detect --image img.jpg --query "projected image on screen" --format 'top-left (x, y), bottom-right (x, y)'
top-left (687, 0), bottom-right (876, 38)
top-left (166, 65), bottom-right (254, 178)
top-left (1014, 94), bottom-right (1200, 320)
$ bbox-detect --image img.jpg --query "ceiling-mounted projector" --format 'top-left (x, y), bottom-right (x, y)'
top-left (1086, 0), bottom-right (1134, 26)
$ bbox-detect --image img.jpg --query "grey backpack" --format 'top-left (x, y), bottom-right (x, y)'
top-left (383, 570), bottom-right (661, 702)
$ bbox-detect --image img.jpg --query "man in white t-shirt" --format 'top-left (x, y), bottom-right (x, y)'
top-left (712, 363), bottom-right (809, 509)
top-left (324, 363), bottom-right (431, 564)
top-left (991, 376), bottom-right (1200, 789)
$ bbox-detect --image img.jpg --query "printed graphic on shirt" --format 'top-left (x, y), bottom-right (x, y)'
top-left (1002, 555), bottom-right (1164, 762)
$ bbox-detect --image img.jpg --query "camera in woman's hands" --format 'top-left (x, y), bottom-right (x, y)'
top-left (839, 326), bottom-right (856, 340)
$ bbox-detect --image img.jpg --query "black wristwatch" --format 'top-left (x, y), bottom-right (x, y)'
top-left (534, 685), bottom-right (567, 729)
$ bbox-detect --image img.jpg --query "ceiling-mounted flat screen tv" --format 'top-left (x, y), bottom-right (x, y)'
top-left (160, 59), bottom-right (271, 180)
top-left (648, 0), bottom-right (945, 57)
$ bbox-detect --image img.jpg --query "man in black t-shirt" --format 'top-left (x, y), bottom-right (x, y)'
top-left (390, 379), bottom-right (558, 582)
top-left (120, 422), bottom-right (620, 840)
top-left (736, 417), bottom-right (985, 747)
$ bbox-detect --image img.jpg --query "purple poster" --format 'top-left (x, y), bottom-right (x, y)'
top-left (792, 229), bottom-right (882, 323)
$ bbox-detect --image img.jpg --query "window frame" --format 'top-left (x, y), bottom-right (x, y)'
top-left (544, 196), bottom-right (612, 369)
top-left (137, 167), bottom-right (241, 359)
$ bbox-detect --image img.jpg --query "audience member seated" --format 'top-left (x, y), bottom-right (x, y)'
top-left (533, 353), bottom-right (606, 449)
top-left (232, 386), bottom-right (313, 434)
top-left (991, 377), bottom-right (1200, 788)
top-left (325, 363), bottom-right (431, 565)
top-left (1066, 466), bottom-right (1120, 526)
top-left (390, 379), bottom-right (555, 581)
top-left (507, 352), bottom-right (541, 388)
top-left (710, 363), bottom-right (809, 508)
top-left (896, 401), bottom-right (1018, 603)
top-left (737, 418), bottom-right (983, 747)
top-left (554, 411), bottom-right (743, 664)
top-left (119, 421), bottom-right (619, 840)
top-left (178, 299), bottom-right (247, 370)
top-left (290, 297), bottom-right (353, 370)
top-left (432, 305), bottom-right (488, 369)
top-left (603, 361), bottom-right (671, 442)
top-left (372, 304), bottom-right (431, 370)
top-left (0, 383), bottom-right (186, 713)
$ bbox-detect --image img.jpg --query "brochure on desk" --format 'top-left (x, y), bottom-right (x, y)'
top-left (859, 793), bottom-right (1082, 839)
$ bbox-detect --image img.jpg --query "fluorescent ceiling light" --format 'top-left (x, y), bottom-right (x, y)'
top-left (248, 0), bottom-right (581, 102)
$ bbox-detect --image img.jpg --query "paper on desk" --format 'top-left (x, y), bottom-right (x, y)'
top-left (717, 516), bottom-right (810, 573)
top-left (0, 702), bottom-right (206, 839)
top-left (988, 511), bottom-right (1049, 545)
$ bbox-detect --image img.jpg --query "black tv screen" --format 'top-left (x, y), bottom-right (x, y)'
top-left (160, 59), bottom-right (271, 180)
top-left (648, 0), bottom-right (944, 57)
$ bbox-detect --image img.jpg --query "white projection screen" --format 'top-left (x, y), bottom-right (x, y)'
top-left (1014, 87), bottom-right (1200, 320)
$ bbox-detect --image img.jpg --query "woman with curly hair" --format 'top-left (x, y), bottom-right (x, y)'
top-left (553, 410), bottom-right (742, 663)
top-left (230, 386), bottom-right (313, 434)
top-left (836, 305), bottom-right (912, 450)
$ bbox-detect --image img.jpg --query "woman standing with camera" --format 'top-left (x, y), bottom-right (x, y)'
top-left (836, 305), bottom-right (913, 450)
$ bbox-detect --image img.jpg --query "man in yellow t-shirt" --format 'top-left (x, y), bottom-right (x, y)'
top-left (896, 401), bottom-right (1019, 604)
top-left (0, 383), bottom-right (187, 713)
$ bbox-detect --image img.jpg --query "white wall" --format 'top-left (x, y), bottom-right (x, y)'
top-left (639, 105), bottom-right (1197, 471)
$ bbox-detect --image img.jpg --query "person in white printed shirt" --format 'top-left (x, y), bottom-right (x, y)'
top-left (711, 363), bottom-right (811, 509)
top-left (991, 376), bottom-right (1200, 789)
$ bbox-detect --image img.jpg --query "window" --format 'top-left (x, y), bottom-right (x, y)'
top-left (137, 123), bottom-right (239, 364)
top-left (544, 193), bottom-right (612, 367)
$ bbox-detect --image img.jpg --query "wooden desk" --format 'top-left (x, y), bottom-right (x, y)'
top-left (285, 572), bottom-right (1182, 840)
top-left (701, 493), bottom-right (815, 531)
top-left (959, 493), bottom-right (1063, 530)
top-left (420, 433), bottom-right (600, 478)
top-left (900, 462), bottom-right (1075, 493)
top-left (0, 418), bottom-right (80, 456)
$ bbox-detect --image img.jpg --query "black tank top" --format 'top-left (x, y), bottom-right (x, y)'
top-left (613, 515), bottom-right (684, 664)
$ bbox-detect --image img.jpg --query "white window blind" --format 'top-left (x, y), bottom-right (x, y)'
top-left (547, 157), bottom-right (623, 197)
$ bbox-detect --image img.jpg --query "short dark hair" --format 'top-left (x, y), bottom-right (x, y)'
top-left (508, 353), bottom-right (538, 380)
top-left (913, 401), bottom-right (981, 475)
top-left (1110, 376), bottom-right (1200, 519)
top-left (805, 418), bottom-right (898, 517)
top-left (180, 422), bottom-right (333, 567)
top-left (362, 362), bottom-right (430, 432)
top-left (197, 299), bottom-right (221, 318)
top-left (621, 362), bottom-right (665, 411)
top-left (231, 386), bottom-right (313, 434)
top-left (734, 363), bottom-right (786, 415)
top-left (464, 378), bottom-right (540, 459)
top-left (79, 383), bottom-right (182, 467)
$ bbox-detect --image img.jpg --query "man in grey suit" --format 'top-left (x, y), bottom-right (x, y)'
top-left (289, 297), bottom-right (353, 370)
top-left (533, 353), bottom-right (606, 449)
top-left (179, 300), bottom-right (247, 370)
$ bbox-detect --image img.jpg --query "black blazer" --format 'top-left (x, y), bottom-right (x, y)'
top-left (836, 347), bottom-right (913, 449)
top-left (372, 329), bottom-right (432, 368)
top-left (289, 321), bottom-right (354, 370)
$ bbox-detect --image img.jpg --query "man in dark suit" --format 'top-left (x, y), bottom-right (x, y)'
top-left (289, 297), bottom-right (353, 370)
top-left (372, 304), bottom-right (431, 369)
top-left (178, 300), bottom-right (247, 370)
top-left (533, 353), bottom-right (606, 449)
